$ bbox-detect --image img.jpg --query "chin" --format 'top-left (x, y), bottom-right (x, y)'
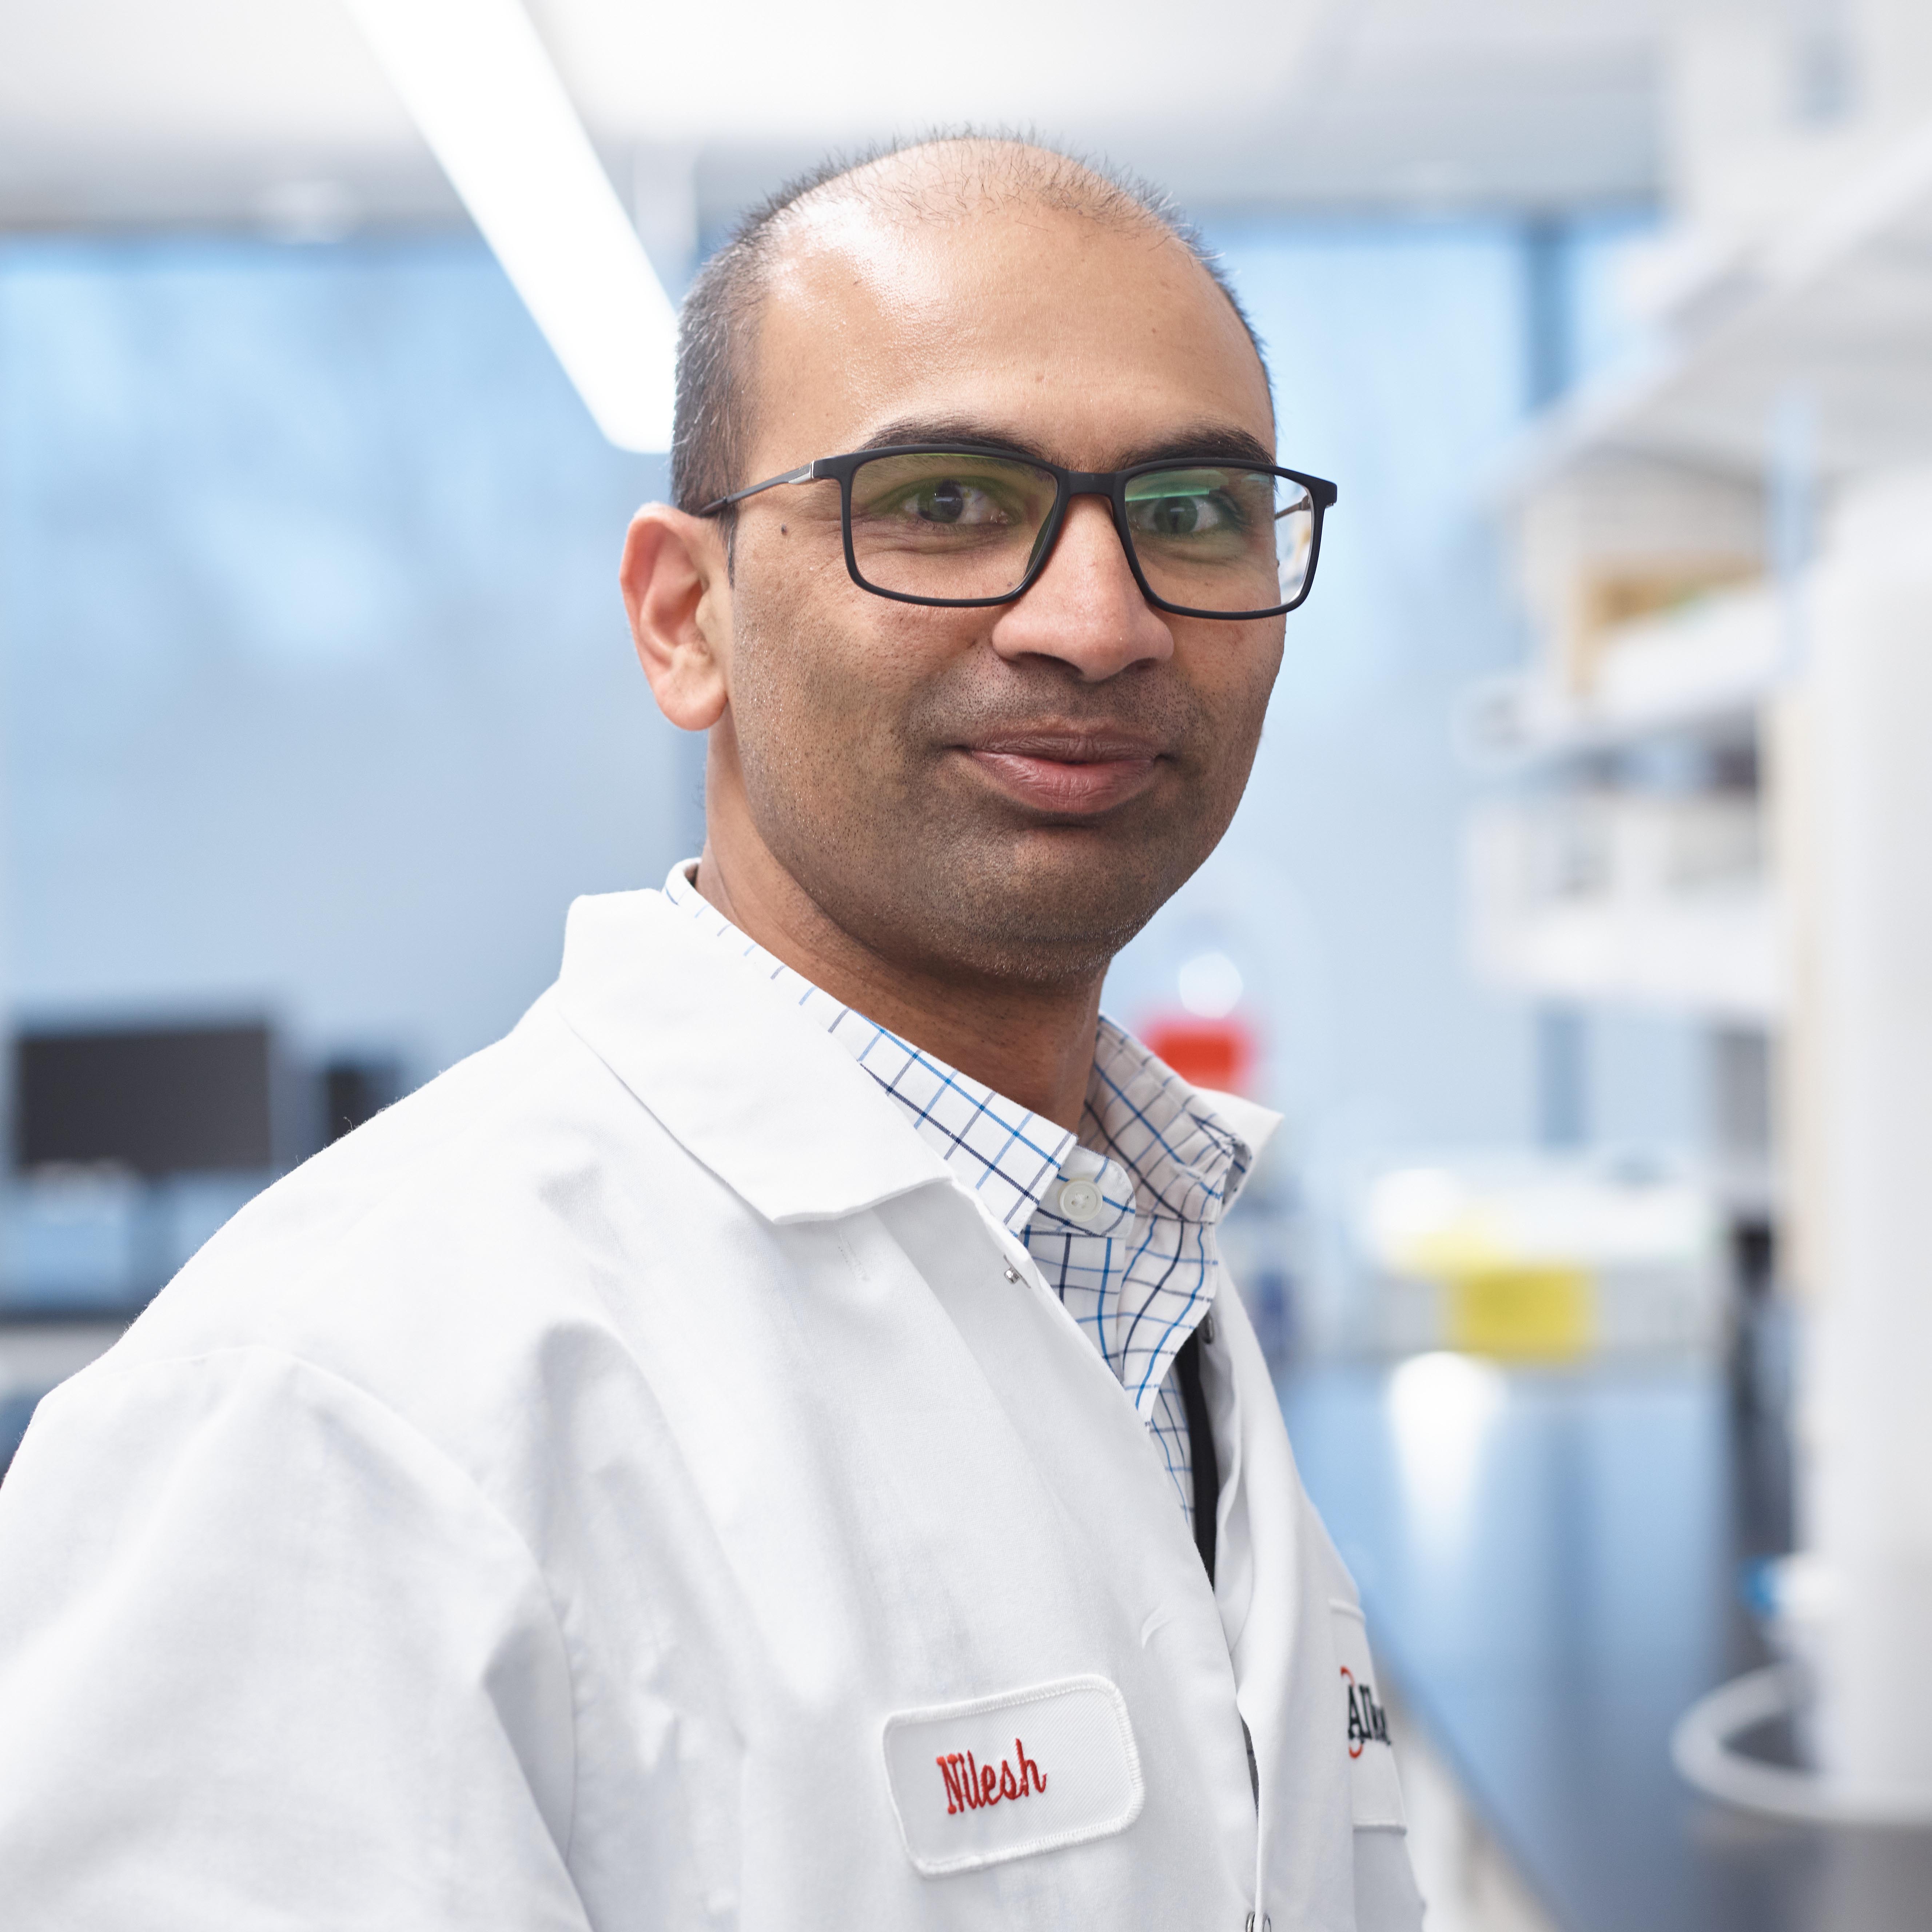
top-left (898, 853), bottom-right (1183, 986)
top-left (774, 798), bottom-right (1218, 986)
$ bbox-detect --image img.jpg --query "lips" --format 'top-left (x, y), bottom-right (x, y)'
top-left (960, 730), bottom-right (1168, 816)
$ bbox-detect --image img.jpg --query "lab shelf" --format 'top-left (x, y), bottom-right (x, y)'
top-left (1497, 121), bottom-right (1932, 487)
top-left (1278, 1357), bottom-right (1932, 1932)
top-left (1469, 117), bottom-right (1932, 1057)
top-left (1465, 787), bottom-right (1780, 1021)
top-left (1461, 583), bottom-right (1782, 770)
top-left (1469, 885), bottom-right (1781, 1021)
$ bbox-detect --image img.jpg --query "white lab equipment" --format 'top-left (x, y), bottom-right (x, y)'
top-left (1672, 464), bottom-right (1932, 1823)
top-left (1792, 464), bottom-right (1932, 1814)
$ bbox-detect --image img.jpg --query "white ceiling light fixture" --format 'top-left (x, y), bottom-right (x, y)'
top-left (342, 0), bottom-right (677, 453)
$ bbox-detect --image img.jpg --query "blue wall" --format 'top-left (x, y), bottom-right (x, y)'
top-left (0, 238), bottom-right (682, 1083)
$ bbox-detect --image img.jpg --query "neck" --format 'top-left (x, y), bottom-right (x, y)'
top-left (692, 837), bottom-right (1104, 1133)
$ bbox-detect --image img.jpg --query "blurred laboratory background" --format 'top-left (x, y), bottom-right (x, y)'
top-left (3, 1), bottom-right (1932, 1925)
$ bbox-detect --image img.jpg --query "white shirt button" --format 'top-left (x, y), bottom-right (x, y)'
top-left (1056, 1178), bottom-right (1103, 1224)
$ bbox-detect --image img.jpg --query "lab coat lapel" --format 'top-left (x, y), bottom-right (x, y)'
top-left (1215, 1286), bottom-right (1358, 1930)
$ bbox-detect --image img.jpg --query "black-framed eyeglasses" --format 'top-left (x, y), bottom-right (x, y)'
top-left (698, 443), bottom-right (1338, 620)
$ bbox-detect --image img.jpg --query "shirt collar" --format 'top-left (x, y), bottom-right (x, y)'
top-left (1083, 1019), bottom-right (1253, 1226)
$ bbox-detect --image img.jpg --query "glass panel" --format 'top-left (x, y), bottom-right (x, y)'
top-left (848, 452), bottom-right (1059, 601)
top-left (1124, 466), bottom-right (1313, 613)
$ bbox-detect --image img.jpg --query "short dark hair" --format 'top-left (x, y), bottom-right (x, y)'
top-left (669, 133), bottom-right (1270, 527)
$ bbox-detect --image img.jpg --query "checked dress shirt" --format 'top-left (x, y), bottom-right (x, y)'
top-left (663, 862), bottom-right (1252, 1534)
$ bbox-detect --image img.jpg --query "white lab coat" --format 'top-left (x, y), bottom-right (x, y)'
top-left (0, 887), bottom-right (1421, 1931)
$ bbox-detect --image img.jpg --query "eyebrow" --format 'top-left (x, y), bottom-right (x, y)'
top-left (852, 415), bottom-right (1278, 471)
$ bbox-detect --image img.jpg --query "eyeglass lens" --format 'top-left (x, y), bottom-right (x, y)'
top-left (846, 452), bottom-right (1315, 613)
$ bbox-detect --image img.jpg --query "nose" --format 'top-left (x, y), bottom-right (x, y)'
top-left (986, 494), bottom-right (1174, 680)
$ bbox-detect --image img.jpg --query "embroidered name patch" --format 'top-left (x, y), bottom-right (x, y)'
top-left (882, 1675), bottom-right (1143, 1876)
top-left (1331, 1601), bottom-right (1406, 1831)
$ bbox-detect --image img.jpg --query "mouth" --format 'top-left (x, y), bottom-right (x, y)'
top-left (959, 729), bottom-right (1170, 817)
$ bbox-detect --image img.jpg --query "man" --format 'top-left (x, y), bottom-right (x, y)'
top-left (0, 138), bottom-right (1419, 1929)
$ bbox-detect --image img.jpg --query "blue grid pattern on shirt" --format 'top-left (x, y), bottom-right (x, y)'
top-left (1022, 1023), bottom-right (1249, 1529)
top-left (662, 862), bottom-right (1250, 1530)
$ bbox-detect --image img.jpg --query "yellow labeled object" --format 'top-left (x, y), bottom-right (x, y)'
top-left (1445, 1266), bottom-right (1594, 1360)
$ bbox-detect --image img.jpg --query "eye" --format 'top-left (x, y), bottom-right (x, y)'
top-left (1124, 468), bottom-right (1263, 544)
top-left (1148, 494), bottom-right (1213, 535)
top-left (905, 478), bottom-right (1008, 526)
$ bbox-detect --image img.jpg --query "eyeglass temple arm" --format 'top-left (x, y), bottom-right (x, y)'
top-left (696, 463), bottom-right (819, 518)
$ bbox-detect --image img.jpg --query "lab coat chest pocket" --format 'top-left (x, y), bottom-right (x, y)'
top-left (1330, 1603), bottom-right (1426, 1928)
top-left (1329, 1601), bottom-right (1404, 1830)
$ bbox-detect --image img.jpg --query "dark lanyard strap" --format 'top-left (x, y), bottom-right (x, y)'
top-left (1173, 1327), bottom-right (1219, 1584)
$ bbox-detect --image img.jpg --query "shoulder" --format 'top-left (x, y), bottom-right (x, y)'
top-left (82, 989), bottom-right (753, 1468)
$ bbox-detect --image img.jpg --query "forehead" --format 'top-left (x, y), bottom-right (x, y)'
top-left (745, 199), bottom-right (1273, 474)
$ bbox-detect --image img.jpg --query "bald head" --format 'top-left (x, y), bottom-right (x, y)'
top-left (670, 136), bottom-right (1268, 521)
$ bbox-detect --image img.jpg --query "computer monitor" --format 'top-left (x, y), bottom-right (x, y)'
top-left (13, 1022), bottom-right (278, 1178)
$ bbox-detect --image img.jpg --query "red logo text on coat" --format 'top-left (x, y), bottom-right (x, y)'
top-left (936, 1739), bottom-right (1048, 1815)
top-left (1341, 1665), bottom-right (1390, 1760)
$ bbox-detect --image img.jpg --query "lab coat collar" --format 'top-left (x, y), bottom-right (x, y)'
top-left (554, 889), bottom-right (953, 1224)
top-left (552, 886), bottom-right (1282, 1229)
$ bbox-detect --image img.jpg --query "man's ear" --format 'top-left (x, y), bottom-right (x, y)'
top-left (620, 504), bottom-right (731, 731)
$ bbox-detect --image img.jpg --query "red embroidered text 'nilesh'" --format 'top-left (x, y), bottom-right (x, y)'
top-left (936, 1740), bottom-right (1048, 1816)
